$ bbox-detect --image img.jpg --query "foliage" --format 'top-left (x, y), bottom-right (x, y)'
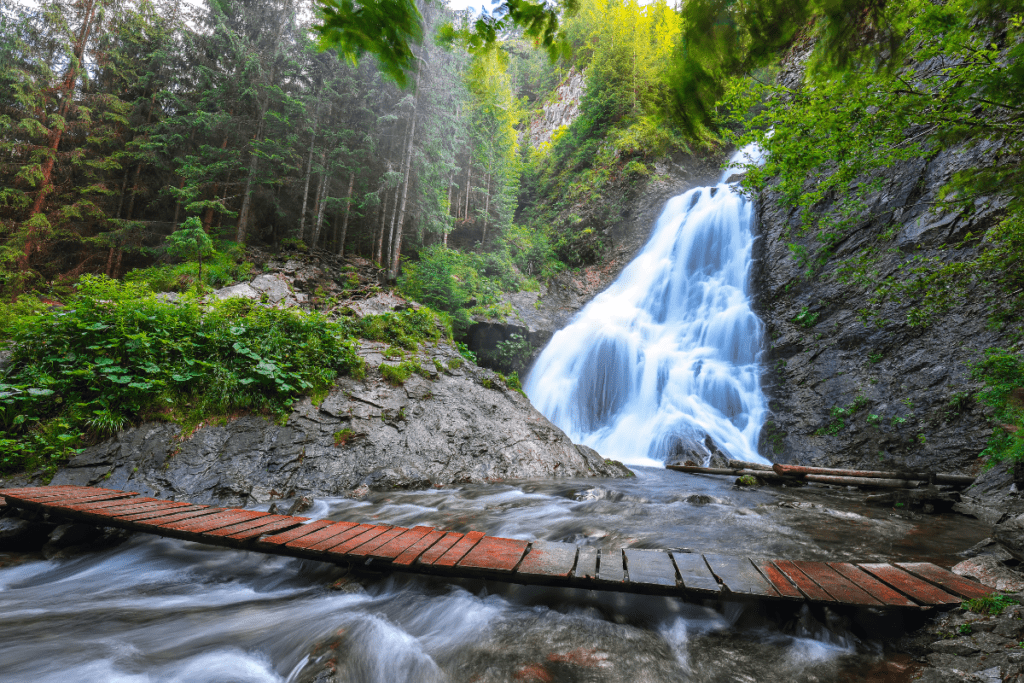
top-left (352, 307), bottom-right (451, 350)
top-left (814, 395), bottom-right (869, 436)
top-left (479, 332), bottom-right (533, 374)
top-left (972, 349), bottom-right (1024, 466)
top-left (165, 217), bottom-right (215, 285)
top-left (0, 275), bottom-right (362, 474)
top-left (315, 0), bottom-right (423, 88)
top-left (124, 243), bottom-right (253, 292)
top-left (380, 359), bottom-right (424, 385)
top-left (333, 427), bottom-right (356, 446)
top-left (455, 341), bottom-right (476, 364)
top-left (963, 594), bottom-right (1019, 616)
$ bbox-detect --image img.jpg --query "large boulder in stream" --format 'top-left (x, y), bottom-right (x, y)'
top-left (50, 340), bottom-right (631, 506)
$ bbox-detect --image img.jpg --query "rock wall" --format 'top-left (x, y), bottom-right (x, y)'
top-left (50, 338), bottom-right (630, 506)
top-left (753, 141), bottom-right (1013, 475)
top-left (529, 69), bottom-right (586, 148)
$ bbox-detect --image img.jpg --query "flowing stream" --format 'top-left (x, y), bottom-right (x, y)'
top-left (525, 152), bottom-right (768, 466)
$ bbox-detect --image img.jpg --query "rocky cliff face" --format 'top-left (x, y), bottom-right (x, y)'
top-left (528, 69), bottom-right (586, 148)
top-left (753, 141), bottom-right (1013, 475)
top-left (51, 336), bottom-right (630, 506)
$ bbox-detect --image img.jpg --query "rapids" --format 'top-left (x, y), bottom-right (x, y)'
top-left (525, 150), bottom-right (768, 467)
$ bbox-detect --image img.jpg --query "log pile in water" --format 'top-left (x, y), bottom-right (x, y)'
top-left (665, 460), bottom-right (976, 490)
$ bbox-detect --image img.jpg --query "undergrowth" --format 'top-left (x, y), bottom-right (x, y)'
top-left (972, 349), bottom-right (1024, 467)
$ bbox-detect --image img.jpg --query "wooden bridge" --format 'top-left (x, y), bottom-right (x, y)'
top-left (0, 485), bottom-right (995, 611)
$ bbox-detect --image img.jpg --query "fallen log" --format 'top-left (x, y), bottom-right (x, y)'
top-left (804, 474), bottom-right (923, 489)
top-left (727, 459), bottom-right (775, 472)
top-left (772, 464), bottom-right (974, 486)
top-left (666, 465), bottom-right (788, 481)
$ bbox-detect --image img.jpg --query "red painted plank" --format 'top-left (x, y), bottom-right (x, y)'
top-left (392, 529), bottom-right (446, 565)
top-left (704, 555), bottom-right (778, 597)
top-left (224, 517), bottom-right (308, 541)
top-left (116, 504), bottom-right (208, 522)
top-left (433, 531), bottom-right (485, 567)
top-left (105, 501), bottom-right (186, 517)
top-left (326, 525), bottom-right (393, 555)
top-left (345, 527), bottom-right (409, 557)
top-left (752, 560), bottom-right (803, 600)
top-left (516, 541), bottom-right (577, 578)
top-left (826, 563), bottom-right (918, 607)
top-left (285, 521), bottom-right (360, 550)
top-left (258, 519), bottom-right (335, 546)
top-left (203, 515), bottom-right (299, 538)
top-left (20, 490), bottom-right (136, 505)
top-left (895, 563), bottom-right (995, 600)
top-left (294, 522), bottom-right (368, 552)
top-left (792, 561), bottom-right (883, 606)
top-left (858, 563), bottom-right (961, 605)
top-left (158, 511), bottom-right (259, 533)
top-left (131, 507), bottom-right (221, 526)
top-left (61, 497), bottom-right (162, 513)
top-left (414, 532), bottom-right (464, 566)
top-left (458, 536), bottom-right (530, 572)
top-left (772, 560), bottom-right (835, 602)
top-left (15, 487), bottom-right (129, 500)
top-left (371, 527), bottom-right (435, 560)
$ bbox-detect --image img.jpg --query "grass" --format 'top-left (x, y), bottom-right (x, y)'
top-left (962, 594), bottom-right (1019, 616)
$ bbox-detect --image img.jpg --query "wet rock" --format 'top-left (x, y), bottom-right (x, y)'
top-left (51, 340), bottom-right (632, 505)
top-left (286, 495), bottom-right (314, 516)
top-left (918, 667), bottom-right (1001, 683)
top-left (953, 556), bottom-right (1024, 592)
top-left (41, 523), bottom-right (103, 559)
top-left (0, 516), bottom-right (54, 551)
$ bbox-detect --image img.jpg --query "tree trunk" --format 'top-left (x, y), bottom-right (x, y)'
top-left (204, 133), bottom-right (230, 229)
top-left (298, 92), bottom-right (321, 241)
top-left (463, 162), bottom-right (472, 220)
top-left (481, 171), bottom-right (491, 245)
top-left (376, 184), bottom-right (394, 265)
top-left (338, 173), bottom-right (354, 256)
top-left (310, 171), bottom-right (330, 249)
top-left (388, 63), bottom-right (420, 279)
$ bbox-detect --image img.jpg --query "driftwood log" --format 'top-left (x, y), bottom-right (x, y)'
top-left (772, 464), bottom-right (974, 486)
top-left (666, 461), bottom-right (976, 490)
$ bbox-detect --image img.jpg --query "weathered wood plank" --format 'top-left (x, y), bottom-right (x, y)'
top-left (14, 487), bottom-right (130, 501)
top-left (826, 563), bottom-right (918, 607)
top-left (597, 549), bottom-right (625, 584)
top-left (258, 519), bottom-right (334, 547)
top-left (393, 529), bottom-right (447, 566)
top-left (751, 560), bottom-right (803, 600)
top-left (370, 526), bottom-right (435, 560)
top-left (458, 536), bottom-right (530, 572)
top-left (160, 510), bottom-right (261, 533)
top-left (56, 496), bottom-right (160, 512)
top-left (326, 525), bottom-right (393, 555)
top-left (415, 532), bottom-right (464, 566)
top-left (130, 507), bottom-right (219, 526)
top-left (203, 515), bottom-right (298, 538)
top-left (624, 549), bottom-right (677, 588)
top-left (705, 555), bottom-right (779, 597)
top-left (433, 531), bottom-right (486, 567)
top-left (772, 560), bottom-right (834, 602)
top-left (224, 516), bottom-right (308, 541)
top-left (18, 490), bottom-right (137, 505)
top-left (104, 501), bottom-right (187, 518)
top-left (792, 561), bottom-right (883, 606)
top-left (80, 499), bottom-right (172, 515)
top-left (574, 547), bottom-right (599, 580)
top-left (285, 522), bottom-right (361, 551)
top-left (858, 563), bottom-right (960, 605)
top-left (673, 553), bottom-right (721, 594)
top-left (346, 527), bottom-right (410, 557)
top-left (116, 504), bottom-right (208, 522)
top-left (516, 541), bottom-right (577, 578)
top-left (895, 563), bottom-right (995, 600)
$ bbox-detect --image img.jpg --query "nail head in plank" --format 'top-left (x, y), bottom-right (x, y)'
top-left (347, 527), bottom-right (411, 557)
top-left (285, 521), bottom-right (360, 550)
top-left (259, 519), bottom-right (335, 546)
top-left (370, 526), bottom-right (435, 560)
top-left (516, 540), bottom-right (577, 578)
top-left (895, 563), bottom-right (995, 600)
top-left (226, 517), bottom-right (308, 541)
top-left (826, 563), bottom-right (918, 607)
top-left (415, 532), bottom-right (464, 566)
top-left (597, 549), bottom-right (625, 583)
top-left (672, 553), bottom-right (721, 594)
top-left (751, 560), bottom-right (803, 600)
top-left (434, 531), bottom-right (486, 567)
top-left (858, 563), bottom-right (961, 605)
top-left (326, 525), bottom-right (392, 555)
top-left (772, 560), bottom-right (834, 602)
top-left (792, 561), bottom-right (883, 606)
top-left (704, 555), bottom-right (779, 598)
top-left (624, 549), bottom-right (677, 588)
top-left (458, 536), bottom-right (530, 572)
top-left (574, 547), bottom-right (599, 580)
top-left (393, 529), bottom-right (446, 566)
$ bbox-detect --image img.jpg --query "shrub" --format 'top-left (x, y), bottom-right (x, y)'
top-left (353, 308), bottom-right (451, 350)
top-left (972, 349), bottom-right (1024, 466)
top-left (0, 275), bottom-right (362, 474)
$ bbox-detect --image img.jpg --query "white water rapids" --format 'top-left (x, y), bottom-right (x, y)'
top-left (526, 149), bottom-right (770, 467)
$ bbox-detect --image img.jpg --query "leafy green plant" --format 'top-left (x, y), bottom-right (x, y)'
top-left (333, 428), bottom-right (356, 447)
top-left (891, 416), bottom-right (907, 427)
top-left (455, 341), bottom-right (476, 363)
top-left (164, 217), bottom-right (214, 286)
top-left (792, 306), bottom-right (819, 328)
top-left (963, 594), bottom-right (1019, 616)
top-left (868, 352), bottom-right (884, 364)
top-left (353, 308), bottom-right (451, 350)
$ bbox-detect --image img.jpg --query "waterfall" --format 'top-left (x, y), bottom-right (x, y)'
top-left (525, 149), bottom-right (769, 467)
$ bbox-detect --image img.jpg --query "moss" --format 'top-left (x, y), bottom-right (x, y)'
top-left (333, 428), bottom-right (357, 447)
top-left (736, 474), bottom-right (761, 486)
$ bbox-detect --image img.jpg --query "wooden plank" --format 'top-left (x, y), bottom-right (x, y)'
top-left (858, 563), bottom-right (960, 605)
top-left (326, 525), bottom-right (393, 555)
top-left (203, 515), bottom-right (300, 538)
top-left (343, 527), bottom-right (409, 557)
top-left (705, 555), bottom-right (779, 598)
top-left (159, 510), bottom-right (261, 533)
top-left (393, 529), bottom-right (447, 566)
top-left (285, 521), bottom-right (360, 550)
top-left (895, 563), bottom-right (995, 600)
top-left (116, 504), bottom-right (207, 522)
top-left (415, 532), bottom-right (464, 566)
top-left (224, 517), bottom-right (308, 541)
top-left (672, 553), bottom-right (721, 594)
top-left (624, 549), bottom-right (677, 588)
top-left (574, 547), bottom-right (599, 580)
top-left (458, 536), bottom-right (530, 572)
top-left (597, 549), bottom-right (625, 584)
top-left (129, 507), bottom-right (219, 526)
top-left (370, 526), bottom-right (435, 560)
top-left (752, 560), bottom-right (803, 600)
top-left (772, 560), bottom-right (834, 602)
top-left (13, 487), bottom-right (131, 501)
top-left (826, 563), bottom-right (918, 607)
top-left (61, 497), bottom-right (162, 513)
top-left (792, 561), bottom-right (883, 606)
top-left (433, 531), bottom-right (486, 567)
top-left (105, 501), bottom-right (186, 517)
top-left (259, 519), bottom-right (335, 546)
top-left (516, 541), bottom-right (577, 578)
top-left (17, 490), bottom-right (137, 504)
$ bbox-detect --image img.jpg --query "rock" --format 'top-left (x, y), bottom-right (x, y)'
top-left (50, 340), bottom-right (632, 505)
top-left (918, 668), bottom-right (999, 683)
top-left (0, 516), bottom-right (54, 551)
top-left (286, 495), bottom-right (314, 516)
top-left (953, 556), bottom-right (1024, 592)
top-left (41, 523), bottom-right (102, 560)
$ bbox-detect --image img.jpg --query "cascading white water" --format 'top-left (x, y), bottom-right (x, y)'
top-left (525, 148), bottom-right (769, 467)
